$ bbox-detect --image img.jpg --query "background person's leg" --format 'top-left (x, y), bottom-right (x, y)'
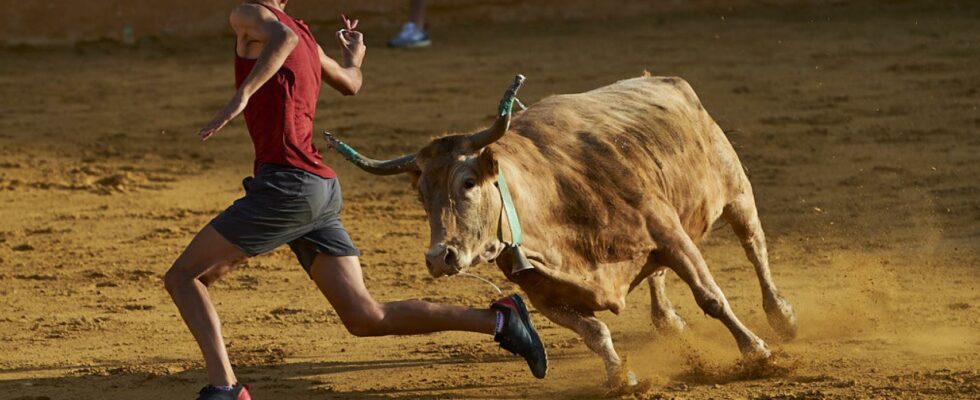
top-left (164, 225), bottom-right (249, 387)
top-left (309, 254), bottom-right (495, 336)
top-left (389, 0), bottom-right (431, 48)
top-left (409, 0), bottom-right (426, 27)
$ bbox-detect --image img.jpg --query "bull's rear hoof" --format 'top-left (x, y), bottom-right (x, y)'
top-left (764, 297), bottom-right (798, 340)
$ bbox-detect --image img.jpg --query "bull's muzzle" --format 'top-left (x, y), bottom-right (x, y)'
top-left (425, 245), bottom-right (463, 277)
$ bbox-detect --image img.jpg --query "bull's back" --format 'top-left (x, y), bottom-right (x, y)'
top-left (510, 76), bottom-right (744, 240)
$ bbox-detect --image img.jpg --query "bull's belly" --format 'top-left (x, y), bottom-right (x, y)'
top-left (501, 251), bottom-right (651, 314)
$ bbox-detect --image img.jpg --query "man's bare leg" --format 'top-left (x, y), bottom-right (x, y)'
top-left (309, 254), bottom-right (495, 336)
top-left (164, 225), bottom-right (249, 387)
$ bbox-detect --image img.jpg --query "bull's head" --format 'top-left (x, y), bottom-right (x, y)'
top-left (324, 75), bottom-right (525, 278)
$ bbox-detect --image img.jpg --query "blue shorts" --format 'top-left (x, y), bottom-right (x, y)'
top-left (210, 164), bottom-right (360, 272)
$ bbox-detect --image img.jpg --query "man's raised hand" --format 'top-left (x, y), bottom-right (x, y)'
top-left (337, 15), bottom-right (366, 68)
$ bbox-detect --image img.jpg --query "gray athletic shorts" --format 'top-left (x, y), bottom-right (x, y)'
top-left (210, 164), bottom-right (360, 273)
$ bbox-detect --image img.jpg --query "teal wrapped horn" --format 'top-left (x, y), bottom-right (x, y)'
top-left (467, 74), bottom-right (526, 151)
top-left (322, 131), bottom-right (419, 175)
top-left (322, 74), bottom-right (526, 174)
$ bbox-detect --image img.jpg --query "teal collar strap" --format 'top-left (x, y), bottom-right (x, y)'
top-left (496, 170), bottom-right (523, 246)
top-left (496, 169), bottom-right (534, 275)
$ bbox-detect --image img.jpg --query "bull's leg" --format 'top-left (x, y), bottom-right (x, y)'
top-left (723, 193), bottom-right (797, 339)
top-left (647, 269), bottom-right (687, 336)
top-left (536, 304), bottom-right (637, 387)
top-left (649, 212), bottom-right (771, 362)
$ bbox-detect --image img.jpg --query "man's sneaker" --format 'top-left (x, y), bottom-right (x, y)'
top-left (196, 384), bottom-right (251, 400)
top-left (491, 294), bottom-right (548, 379)
top-left (387, 22), bottom-right (431, 48)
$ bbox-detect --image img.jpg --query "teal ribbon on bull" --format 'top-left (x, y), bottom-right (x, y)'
top-left (334, 141), bottom-right (360, 161)
top-left (497, 169), bottom-right (534, 275)
top-left (497, 74), bottom-right (525, 116)
top-left (498, 93), bottom-right (515, 117)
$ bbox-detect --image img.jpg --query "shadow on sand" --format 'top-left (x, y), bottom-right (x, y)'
top-left (0, 353), bottom-right (592, 400)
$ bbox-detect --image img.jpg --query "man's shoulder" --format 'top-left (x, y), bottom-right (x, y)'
top-left (230, 3), bottom-right (277, 26)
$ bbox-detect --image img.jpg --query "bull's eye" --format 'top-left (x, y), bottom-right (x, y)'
top-left (463, 178), bottom-right (477, 190)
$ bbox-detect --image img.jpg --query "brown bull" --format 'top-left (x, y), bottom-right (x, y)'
top-left (324, 74), bottom-right (797, 386)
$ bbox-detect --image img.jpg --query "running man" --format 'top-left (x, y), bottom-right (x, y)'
top-left (164, 1), bottom-right (547, 399)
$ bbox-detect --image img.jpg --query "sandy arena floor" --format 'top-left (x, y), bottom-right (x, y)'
top-left (0, 1), bottom-right (978, 399)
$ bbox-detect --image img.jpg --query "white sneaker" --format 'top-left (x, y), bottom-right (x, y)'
top-left (387, 22), bottom-right (431, 48)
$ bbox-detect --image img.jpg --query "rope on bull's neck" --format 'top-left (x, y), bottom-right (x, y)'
top-left (456, 271), bottom-right (503, 295)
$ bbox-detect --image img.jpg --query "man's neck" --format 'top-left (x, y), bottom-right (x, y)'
top-left (247, 0), bottom-right (284, 11)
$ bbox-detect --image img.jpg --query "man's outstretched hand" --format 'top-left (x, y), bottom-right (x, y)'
top-left (199, 92), bottom-right (249, 141)
top-left (336, 28), bottom-right (365, 68)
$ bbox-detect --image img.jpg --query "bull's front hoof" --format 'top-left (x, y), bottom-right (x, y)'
top-left (736, 349), bottom-right (793, 380)
top-left (605, 370), bottom-right (648, 397)
top-left (652, 310), bottom-right (687, 336)
top-left (740, 341), bottom-right (772, 364)
top-left (625, 370), bottom-right (639, 387)
top-left (764, 296), bottom-right (798, 340)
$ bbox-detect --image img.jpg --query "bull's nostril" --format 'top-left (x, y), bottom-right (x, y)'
top-left (444, 247), bottom-right (459, 267)
top-left (425, 258), bottom-right (433, 269)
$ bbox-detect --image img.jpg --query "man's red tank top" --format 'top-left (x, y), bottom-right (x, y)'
top-left (234, 3), bottom-right (335, 179)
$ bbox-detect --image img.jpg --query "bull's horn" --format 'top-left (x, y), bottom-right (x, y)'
top-left (467, 74), bottom-right (526, 151)
top-left (322, 131), bottom-right (419, 175)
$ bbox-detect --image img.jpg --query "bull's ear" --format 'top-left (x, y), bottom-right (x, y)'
top-left (476, 147), bottom-right (499, 182)
top-left (409, 170), bottom-right (422, 189)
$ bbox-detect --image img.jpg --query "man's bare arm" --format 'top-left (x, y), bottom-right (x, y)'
top-left (199, 4), bottom-right (298, 141)
top-left (319, 29), bottom-right (366, 96)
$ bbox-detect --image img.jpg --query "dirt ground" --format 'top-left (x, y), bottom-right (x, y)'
top-left (0, 1), bottom-right (978, 399)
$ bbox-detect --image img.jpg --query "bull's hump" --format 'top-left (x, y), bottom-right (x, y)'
top-left (527, 76), bottom-right (700, 123)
